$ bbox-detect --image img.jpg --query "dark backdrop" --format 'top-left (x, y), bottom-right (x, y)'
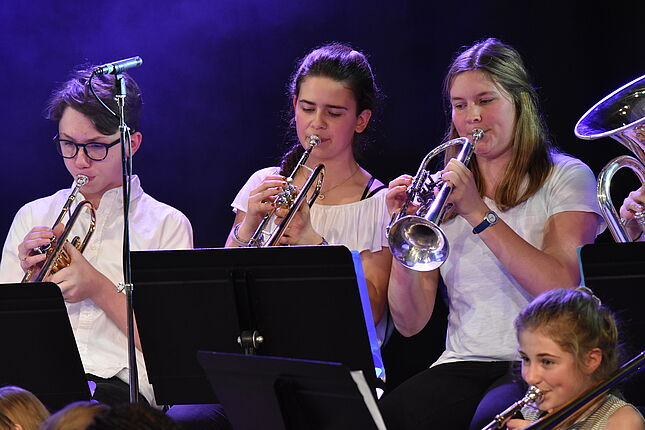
top-left (1, 0), bottom-right (643, 394)
top-left (2, 1), bottom-right (642, 248)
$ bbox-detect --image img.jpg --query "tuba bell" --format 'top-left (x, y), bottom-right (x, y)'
top-left (575, 74), bottom-right (645, 242)
top-left (22, 174), bottom-right (97, 283)
top-left (248, 135), bottom-right (325, 247)
top-left (387, 129), bottom-right (484, 271)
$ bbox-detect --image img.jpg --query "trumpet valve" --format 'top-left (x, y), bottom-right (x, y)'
top-left (275, 183), bottom-right (298, 208)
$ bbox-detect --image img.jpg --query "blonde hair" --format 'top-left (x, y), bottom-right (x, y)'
top-left (442, 38), bottom-right (553, 215)
top-left (0, 386), bottom-right (50, 430)
top-left (0, 412), bottom-right (16, 430)
top-left (40, 401), bottom-right (109, 430)
top-left (514, 288), bottom-right (619, 382)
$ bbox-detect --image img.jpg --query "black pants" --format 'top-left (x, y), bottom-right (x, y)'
top-left (378, 361), bottom-right (525, 430)
top-left (86, 374), bottom-right (149, 407)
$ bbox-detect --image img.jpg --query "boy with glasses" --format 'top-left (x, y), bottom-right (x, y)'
top-left (0, 65), bottom-right (193, 408)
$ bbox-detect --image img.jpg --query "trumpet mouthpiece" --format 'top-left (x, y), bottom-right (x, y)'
top-left (76, 175), bottom-right (89, 186)
top-left (472, 129), bottom-right (484, 140)
top-left (308, 135), bottom-right (321, 147)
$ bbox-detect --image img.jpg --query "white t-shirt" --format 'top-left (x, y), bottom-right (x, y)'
top-left (0, 175), bottom-right (194, 405)
top-left (434, 153), bottom-right (605, 366)
top-left (231, 167), bottom-right (390, 253)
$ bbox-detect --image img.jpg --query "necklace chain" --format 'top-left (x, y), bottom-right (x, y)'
top-left (317, 165), bottom-right (360, 200)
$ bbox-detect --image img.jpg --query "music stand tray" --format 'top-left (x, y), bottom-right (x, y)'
top-left (197, 351), bottom-right (386, 430)
top-left (0, 282), bottom-right (91, 411)
top-left (131, 245), bottom-right (384, 406)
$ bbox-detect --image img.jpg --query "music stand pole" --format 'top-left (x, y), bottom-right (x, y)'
top-left (114, 73), bottom-right (139, 403)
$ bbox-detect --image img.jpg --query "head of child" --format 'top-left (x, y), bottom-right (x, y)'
top-left (279, 43), bottom-right (380, 174)
top-left (40, 401), bottom-right (109, 430)
top-left (0, 386), bottom-right (50, 430)
top-left (514, 288), bottom-right (619, 412)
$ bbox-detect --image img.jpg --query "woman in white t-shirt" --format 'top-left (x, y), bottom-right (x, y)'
top-left (380, 38), bottom-right (605, 429)
top-left (225, 43), bottom-right (392, 338)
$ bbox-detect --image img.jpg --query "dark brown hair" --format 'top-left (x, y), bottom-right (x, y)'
top-left (46, 65), bottom-right (142, 135)
top-left (279, 43), bottom-right (381, 175)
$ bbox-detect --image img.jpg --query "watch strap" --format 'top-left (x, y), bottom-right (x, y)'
top-left (472, 211), bottom-right (498, 234)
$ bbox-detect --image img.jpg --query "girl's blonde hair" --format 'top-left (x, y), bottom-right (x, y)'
top-left (514, 288), bottom-right (619, 382)
top-left (0, 386), bottom-right (50, 430)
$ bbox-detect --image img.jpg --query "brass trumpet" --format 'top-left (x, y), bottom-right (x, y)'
top-left (575, 74), bottom-right (645, 242)
top-left (387, 129), bottom-right (484, 271)
top-left (248, 135), bottom-right (325, 247)
top-left (22, 174), bottom-right (97, 282)
top-left (481, 385), bottom-right (543, 430)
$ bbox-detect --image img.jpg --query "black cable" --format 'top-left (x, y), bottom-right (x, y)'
top-left (88, 72), bottom-right (118, 118)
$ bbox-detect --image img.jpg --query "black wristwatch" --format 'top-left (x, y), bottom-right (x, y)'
top-left (472, 210), bottom-right (499, 234)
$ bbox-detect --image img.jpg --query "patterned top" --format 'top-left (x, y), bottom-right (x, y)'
top-left (522, 394), bottom-right (644, 429)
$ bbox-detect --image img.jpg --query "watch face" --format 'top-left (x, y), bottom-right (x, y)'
top-left (486, 212), bottom-right (498, 223)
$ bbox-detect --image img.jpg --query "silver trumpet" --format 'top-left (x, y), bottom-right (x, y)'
top-left (387, 129), bottom-right (484, 271)
top-left (248, 135), bottom-right (325, 247)
top-left (575, 74), bottom-right (645, 242)
top-left (481, 385), bottom-right (543, 430)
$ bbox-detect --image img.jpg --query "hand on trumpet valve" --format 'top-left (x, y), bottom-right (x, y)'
top-left (246, 175), bottom-right (288, 223)
top-left (386, 174), bottom-right (417, 216)
top-left (18, 224), bottom-right (64, 272)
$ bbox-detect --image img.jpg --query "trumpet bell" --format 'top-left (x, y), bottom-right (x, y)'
top-left (386, 130), bottom-right (483, 271)
top-left (387, 215), bottom-right (448, 272)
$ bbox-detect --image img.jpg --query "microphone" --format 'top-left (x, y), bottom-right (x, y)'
top-left (93, 56), bottom-right (143, 75)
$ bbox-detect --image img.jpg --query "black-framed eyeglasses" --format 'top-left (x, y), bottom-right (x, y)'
top-left (53, 134), bottom-right (121, 161)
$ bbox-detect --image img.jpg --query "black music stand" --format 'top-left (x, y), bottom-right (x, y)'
top-left (197, 351), bottom-right (385, 430)
top-left (131, 245), bottom-right (384, 406)
top-left (0, 282), bottom-right (91, 411)
top-left (579, 242), bottom-right (645, 404)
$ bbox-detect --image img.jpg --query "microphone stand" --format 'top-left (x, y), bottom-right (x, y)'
top-left (114, 72), bottom-right (139, 403)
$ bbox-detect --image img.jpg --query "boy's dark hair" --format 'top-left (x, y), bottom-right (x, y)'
top-left (46, 65), bottom-right (142, 135)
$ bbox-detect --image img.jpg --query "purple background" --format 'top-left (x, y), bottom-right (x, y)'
top-left (1, 1), bottom-right (642, 248)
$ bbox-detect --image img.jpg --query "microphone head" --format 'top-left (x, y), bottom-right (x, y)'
top-left (93, 56), bottom-right (143, 75)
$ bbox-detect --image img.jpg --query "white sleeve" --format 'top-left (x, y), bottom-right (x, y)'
top-left (157, 210), bottom-right (194, 250)
top-left (547, 154), bottom-right (606, 235)
top-left (231, 167), bottom-right (280, 214)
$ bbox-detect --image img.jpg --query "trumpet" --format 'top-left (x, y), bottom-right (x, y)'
top-left (248, 135), bottom-right (325, 247)
top-left (22, 174), bottom-right (97, 283)
top-left (575, 74), bottom-right (645, 242)
top-left (480, 385), bottom-right (543, 430)
top-left (387, 129), bottom-right (484, 271)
